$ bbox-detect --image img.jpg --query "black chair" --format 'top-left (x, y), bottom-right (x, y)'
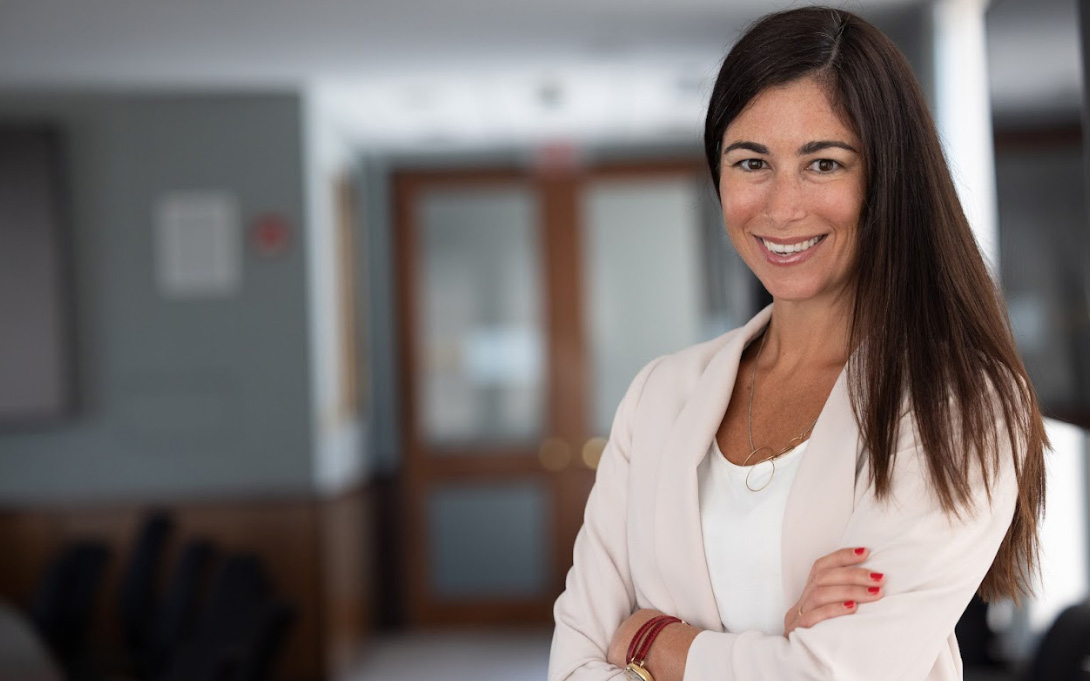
top-left (160, 553), bottom-right (295, 681)
top-left (1023, 600), bottom-right (1090, 681)
top-left (231, 600), bottom-right (298, 681)
top-left (134, 538), bottom-right (215, 680)
top-left (956, 594), bottom-right (1005, 669)
top-left (118, 511), bottom-right (175, 666)
top-left (28, 539), bottom-right (111, 679)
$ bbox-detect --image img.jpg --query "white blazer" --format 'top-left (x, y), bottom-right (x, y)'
top-left (548, 305), bottom-right (1019, 681)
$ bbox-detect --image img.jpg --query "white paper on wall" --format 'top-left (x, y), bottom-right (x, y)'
top-left (155, 192), bottom-right (241, 298)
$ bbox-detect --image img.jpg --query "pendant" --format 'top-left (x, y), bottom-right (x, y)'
top-left (745, 458), bottom-right (777, 492)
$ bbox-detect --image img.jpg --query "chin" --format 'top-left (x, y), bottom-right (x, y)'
top-left (762, 279), bottom-right (854, 308)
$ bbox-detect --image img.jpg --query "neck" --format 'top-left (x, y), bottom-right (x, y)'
top-left (760, 294), bottom-right (853, 373)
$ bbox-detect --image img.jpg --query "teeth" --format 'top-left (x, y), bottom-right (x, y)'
top-left (762, 235), bottom-right (822, 255)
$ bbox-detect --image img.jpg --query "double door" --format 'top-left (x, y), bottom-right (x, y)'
top-left (395, 161), bottom-right (746, 625)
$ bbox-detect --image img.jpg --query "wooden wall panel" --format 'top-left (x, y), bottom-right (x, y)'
top-left (0, 511), bottom-right (57, 608)
top-left (0, 487), bottom-right (374, 681)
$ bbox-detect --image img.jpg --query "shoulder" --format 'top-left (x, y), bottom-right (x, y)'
top-left (860, 370), bottom-right (1026, 513)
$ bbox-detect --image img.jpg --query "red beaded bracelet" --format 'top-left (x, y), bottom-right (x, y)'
top-left (632, 617), bottom-right (679, 664)
top-left (626, 615), bottom-right (676, 663)
top-left (624, 615), bottom-right (682, 681)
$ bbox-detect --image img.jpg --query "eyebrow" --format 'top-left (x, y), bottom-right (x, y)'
top-left (722, 140), bottom-right (859, 155)
top-left (799, 140), bottom-right (858, 155)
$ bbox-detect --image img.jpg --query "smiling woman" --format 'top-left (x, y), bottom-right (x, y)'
top-left (548, 6), bottom-right (1047, 681)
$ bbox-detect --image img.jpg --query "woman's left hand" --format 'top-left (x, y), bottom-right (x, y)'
top-left (783, 546), bottom-right (884, 637)
top-left (607, 609), bottom-right (667, 667)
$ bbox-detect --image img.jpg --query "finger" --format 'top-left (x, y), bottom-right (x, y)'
top-left (797, 599), bottom-right (859, 629)
top-left (812, 566), bottom-right (885, 588)
top-left (806, 583), bottom-right (884, 607)
top-left (811, 546), bottom-right (870, 574)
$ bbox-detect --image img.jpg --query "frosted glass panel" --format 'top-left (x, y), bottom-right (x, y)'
top-left (416, 187), bottom-right (545, 448)
top-left (583, 177), bottom-right (704, 436)
top-left (428, 481), bottom-right (550, 598)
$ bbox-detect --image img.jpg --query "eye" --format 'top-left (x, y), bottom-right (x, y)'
top-left (735, 158), bottom-right (768, 172)
top-left (809, 159), bottom-right (841, 173)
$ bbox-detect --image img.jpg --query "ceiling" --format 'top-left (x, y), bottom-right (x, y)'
top-left (0, 0), bottom-right (920, 87)
top-left (0, 0), bottom-right (1079, 145)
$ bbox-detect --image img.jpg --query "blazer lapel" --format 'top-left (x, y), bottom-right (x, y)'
top-left (780, 363), bottom-right (861, 604)
top-left (652, 306), bottom-right (773, 631)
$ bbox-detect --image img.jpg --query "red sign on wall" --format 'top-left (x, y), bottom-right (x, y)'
top-left (251, 214), bottom-right (292, 257)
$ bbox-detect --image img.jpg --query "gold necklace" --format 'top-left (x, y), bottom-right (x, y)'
top-left (743, 327), bottom-right (820, 492)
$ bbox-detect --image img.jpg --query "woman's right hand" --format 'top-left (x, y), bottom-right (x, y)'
top-left (783, 547), bottom-right (885, 637)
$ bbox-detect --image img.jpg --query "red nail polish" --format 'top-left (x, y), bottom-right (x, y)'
top-left (870, 572), bottom-right (884, 581)
top-left (844, 600), bottom-right (856, 608)
top-left (868, 587), bottom-right (880, 594)
top-left (854, 548), bottom-right (865, 556)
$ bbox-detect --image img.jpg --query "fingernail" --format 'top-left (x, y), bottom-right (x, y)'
top-left (870, 572), bottom-right (884, 581)
top-left (854, 548), bottom-right (866, 556)
top-left (868, 587), bottom-right (880, 594)
top-left (844, 601), bottom-right (856, 608)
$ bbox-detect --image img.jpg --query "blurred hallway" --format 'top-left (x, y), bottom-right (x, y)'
top-left (0, 0), bottom-right (1087, 680)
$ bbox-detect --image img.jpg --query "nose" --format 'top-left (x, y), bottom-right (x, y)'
top-left (763, 172), bottom-right (807, 226)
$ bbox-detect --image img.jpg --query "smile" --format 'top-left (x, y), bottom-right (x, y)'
top-left (760, 235), bottom-right (826, 254)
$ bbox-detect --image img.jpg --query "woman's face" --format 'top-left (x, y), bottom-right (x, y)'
top-left (719, 76), bottom-right (865, 307)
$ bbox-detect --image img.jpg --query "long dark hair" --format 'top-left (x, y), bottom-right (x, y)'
top-left (704, 7), bottom-right (1046, 602)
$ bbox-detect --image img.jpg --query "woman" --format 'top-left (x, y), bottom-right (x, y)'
top-left (548, 7), bottom-right (1047, 681)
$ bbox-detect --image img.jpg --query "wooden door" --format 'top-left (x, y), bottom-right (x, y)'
top-left (395, 161), bottom-right (715, 626)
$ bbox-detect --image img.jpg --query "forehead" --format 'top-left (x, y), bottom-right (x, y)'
top-left (723, 77), bottom-right (859, 147)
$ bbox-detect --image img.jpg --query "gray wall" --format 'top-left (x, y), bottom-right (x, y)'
top-left (873, 4), bottom-right (934, 109)
top-left (0, 92), bottom-right (313, 503)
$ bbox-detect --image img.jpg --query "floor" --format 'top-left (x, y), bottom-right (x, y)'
top-left (346, 629), bottom-right (1022, 681)
top-left (965, 671), bottom-right (1020, 681)
top-left (349, 628), bottom-right (554, 681)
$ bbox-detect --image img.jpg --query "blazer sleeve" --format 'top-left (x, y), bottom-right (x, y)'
top-left (684, 410), bottom-right (1022, 681)
top-left (548, 357), bottom-right (664, 681)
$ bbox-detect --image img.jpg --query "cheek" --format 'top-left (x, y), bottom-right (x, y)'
top-left (719, 182), bottom-right (764, 235)
top-left (810, 182), bottom-right (864, 229)
top-left (814, 189), bottom-right (863, 266)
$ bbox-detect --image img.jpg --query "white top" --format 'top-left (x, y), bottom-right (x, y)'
top-left (697, 437), bottom-right (808, 635)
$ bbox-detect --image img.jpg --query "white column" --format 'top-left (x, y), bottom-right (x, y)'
top-left (931, 0), bottom-right (999, 274)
